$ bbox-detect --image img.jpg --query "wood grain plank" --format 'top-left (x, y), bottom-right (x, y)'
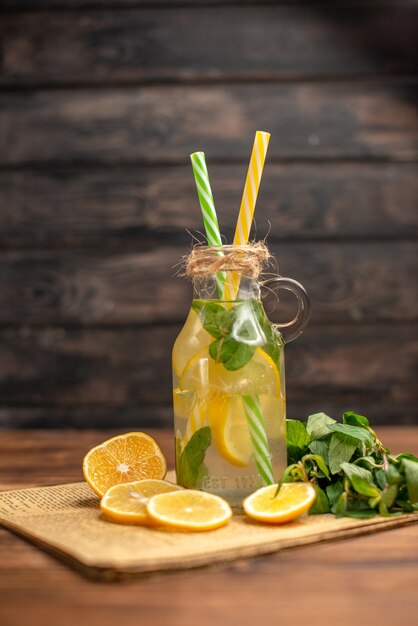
top-left (1, 163), bottom-right (417, 246)
top-left (0, 242), bottom-right (415, 325)
top-left (1, 7), bottom-right (417, 85)
top-left (0, 524), bottom-right (417, 626)
top-left (0, 324), bottom-right (415, 416)
top-left (0, 399), bottom-right (417, 429)
top-left (1, 82), bottom-right (417, 166)
top-left (0, 427), bottom-right (415, 486)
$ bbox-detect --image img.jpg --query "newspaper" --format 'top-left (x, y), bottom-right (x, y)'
top-left (0, 480), bottom-right (417, 579)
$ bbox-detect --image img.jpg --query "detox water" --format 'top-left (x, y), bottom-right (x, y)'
top-left (173, 298), bottom-right (287, 507)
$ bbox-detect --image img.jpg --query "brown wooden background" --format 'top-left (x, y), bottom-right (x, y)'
top-left (0, 0), bottom-right (417, 428)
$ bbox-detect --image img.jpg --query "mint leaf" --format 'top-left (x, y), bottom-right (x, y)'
top-left (177, 426), bottom-right (211, 488)
top-left (386, 463), bottom-right (403, 485)
top-left (340, 463), bottom-right (380, 498)
top-left (381, 484), bottom-right (398, 509)
top-left (328, 423), bottom-right (374, 447)
top-left (396, 452), bottom-right (418, 463)
top-left (326, 481), bottom-right (344, 507)
top-left (309, 483), bottom-right (330, 514)
top-left (286, 420), bottom-right (310, 463)
top-left (328, 432), bottom-right (357, 474)
top-left (308, 440), bottom-right (330, 466)
top-left (342, 411), bottom-right (369, 427)
top-left (395, 498), bottom-right (415, 513)
top-left (306, 454), bottom-right (330, 479)
top-left (402, 458), bottom-right (418, 504)
top-left (306, 413), bottom-right (336, 439)
top-left (193, 302), bottom-right (235, 339)
top-left (335, 492), bottom-right (348, 516)
top-left (345, 496), bottom-right (376, 517)
top-left (375, 468), bottom-right (387, 489)
top-left (196, 462), bottom-right (209, 484)
top-left (209, 335), bottom-right (255, 371)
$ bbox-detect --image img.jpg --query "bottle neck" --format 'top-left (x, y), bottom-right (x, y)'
top-left (192, 273), bottom-right (261, 301)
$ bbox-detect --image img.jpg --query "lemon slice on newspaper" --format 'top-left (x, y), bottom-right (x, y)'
top-left (244, 483), bottom-right (316, 524)
top-left (100, 479), bottom-right (182, 525)
top-left (146, 489), bottom-right (232, 531)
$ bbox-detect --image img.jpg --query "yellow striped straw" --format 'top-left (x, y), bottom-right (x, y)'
top-left (224, 131), bottom-right (270, 300)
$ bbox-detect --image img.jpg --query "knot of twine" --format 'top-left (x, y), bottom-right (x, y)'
top-left (185, 242), bottom-right (271, 279)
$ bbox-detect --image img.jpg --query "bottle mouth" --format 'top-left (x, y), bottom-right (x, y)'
top-left (185, 242), bottom-right (271, 279)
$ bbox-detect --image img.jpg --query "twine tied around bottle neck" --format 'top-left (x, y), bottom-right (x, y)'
top-left (184, 242), bottom-right (271, 279)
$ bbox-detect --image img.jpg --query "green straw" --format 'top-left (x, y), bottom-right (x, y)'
top-left (190, 152), bottom-right (225, 295)
top-left (243, 395), bottom-right (275, 485)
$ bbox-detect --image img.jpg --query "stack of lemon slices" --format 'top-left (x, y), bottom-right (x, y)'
top-left (82, 432), bottom-right (316, 531)
top-left (83, 432), bottom-right (232, 530)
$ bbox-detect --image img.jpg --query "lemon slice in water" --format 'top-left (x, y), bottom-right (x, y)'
top-left (207, 392), bottom-right (253, 467)
top-left (172, 309), bottom-right (212, 378)
top-left (180, 347), bottom-right (281, 397)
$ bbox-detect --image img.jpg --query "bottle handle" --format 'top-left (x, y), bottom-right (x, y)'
top-left (261, 276), bottom-right (311, 343)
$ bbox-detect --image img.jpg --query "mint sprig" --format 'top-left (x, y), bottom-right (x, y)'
top-left (278, 411), bottom-right (418, 517)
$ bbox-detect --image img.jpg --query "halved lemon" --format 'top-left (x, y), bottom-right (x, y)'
top-left (243, 482), bottom-right (316, 524)
top-left (180, 346), bottom-right (281, 397)
top-left (83, 432), bottom-right (167, 497)
top-left (146, 489), bottom-right (232, 531)
top-left (208, 392), bottom-right (253, 467)
top-left (100, 479), bottom-right (182, 524)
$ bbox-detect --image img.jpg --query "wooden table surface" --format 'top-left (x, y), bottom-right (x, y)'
top-left (0, 427), bottom-right (417, 626)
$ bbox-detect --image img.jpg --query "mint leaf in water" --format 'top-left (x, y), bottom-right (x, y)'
top-left (177, 426), bottom-right (211, 488)
top-left (209, 335), bottom-right (255, 371)
top-left (194, 300), bottom-right (273, 372)
top-left (306, 413), bottom-right (336, 439)
top-left (193, 302), bottom-right (235, 339)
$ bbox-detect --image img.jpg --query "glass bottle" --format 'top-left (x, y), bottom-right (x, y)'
top-left (172, 245), bottom-right (310, 506)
